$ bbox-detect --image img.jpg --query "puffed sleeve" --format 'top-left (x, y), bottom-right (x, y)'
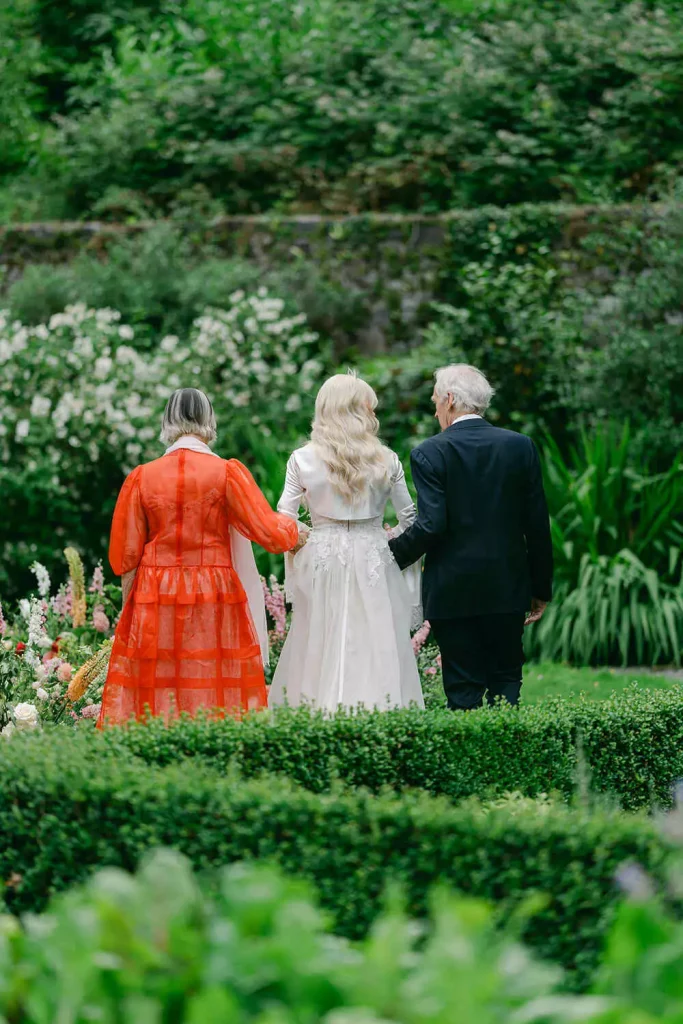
top-left (226, 459), bottom-right (299, 554)
top-left (277, 453), bottom-right (306, 521)
top-left (109, 466), bottom-right (148, 575)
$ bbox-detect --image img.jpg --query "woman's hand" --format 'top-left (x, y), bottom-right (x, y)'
top-left (121, 569), bottom-right (137, 606)
top-left (292, 525), bottom-right (309, 554)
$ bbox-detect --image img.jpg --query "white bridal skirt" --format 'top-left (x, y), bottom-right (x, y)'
top-left (269, 517), bottom-right (424, 712)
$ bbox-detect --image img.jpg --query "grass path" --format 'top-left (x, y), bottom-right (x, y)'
top-left (421, 659), bottom-right (680, 708)
top-left (522, 662), bottom-right (679, 703)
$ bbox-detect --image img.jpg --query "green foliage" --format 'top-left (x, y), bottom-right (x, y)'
top-left (360, 205), bottom-right (683, 463)
top-left (4, 222), bottom-right (367, 352)
top-left (98, 687), bottom-right (683, 811)
top-left (0, 850), bottom-right (601, 1022)
top-left (532, 553), bottom-right (683, 668)
top-left (543, 425), bottom-right (683, 582)
top-left (2, 0), bottom-right (683, 218)
top-left (0, 726), bottom-right (671, 987)
top-left (528, 425), bottom-right (683, 666)
top-left (3, 845), bottom-right (683, 1019)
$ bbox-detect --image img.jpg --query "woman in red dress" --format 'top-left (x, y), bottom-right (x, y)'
top-left (98, 388), bottom-right (300, 726)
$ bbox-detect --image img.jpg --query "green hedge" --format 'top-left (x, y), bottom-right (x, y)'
top-left (105, 688), bottom-right (683, 812)
top-left (0, 729), bottom-right (670, 988)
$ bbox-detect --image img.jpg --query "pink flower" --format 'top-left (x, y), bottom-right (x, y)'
top-left (92, 605), bottom-right (110, 633)
top-left (80, 703), bottom-right (101, 719)
top-left (262, 576), bottom-right (287, 638)
top-left (57, 662), bottom-right (73, 683)
top-left (424, 667), bottom-right (437, 676)
top-left (436, 654), bottom-right (442, 668)
top-left (42, 651), bottom-right (61, 668)
top-left (89, 565), bottom-right (105, 596)
top-left (51, 583), bottom-right (73, 618)
top-left (411, 620), bottom-right (431, 655)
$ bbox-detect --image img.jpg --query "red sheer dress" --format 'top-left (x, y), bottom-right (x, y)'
top-left (97, 450), bottom-right (298, 726)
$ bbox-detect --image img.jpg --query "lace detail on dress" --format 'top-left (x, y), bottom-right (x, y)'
top-left (308, 522), bottom-right (392, 586)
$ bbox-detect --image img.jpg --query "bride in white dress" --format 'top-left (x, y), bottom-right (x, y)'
top-left (269, 373), bottom-right (424, 712)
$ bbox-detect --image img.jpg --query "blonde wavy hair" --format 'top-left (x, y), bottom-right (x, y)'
top-left (311, 373), bottom-right (391, 502)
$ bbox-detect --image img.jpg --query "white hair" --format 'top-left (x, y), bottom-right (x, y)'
top-left (160, 388), bottom-right (217, 446)
top-left (434, 364), bottom-right (494, 415)
top-left (310, 373), bottom-right (391, 503)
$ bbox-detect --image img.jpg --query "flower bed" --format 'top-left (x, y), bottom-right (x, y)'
top-left (0, 550), bottom-right (119, 732)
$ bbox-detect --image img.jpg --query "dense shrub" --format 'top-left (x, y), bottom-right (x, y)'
top-left (96, 688), bottom-right (683, 811)
top-left (0, 727), bottom-right (670, 986)
top-left (2, 0), bottom-right (682, 218)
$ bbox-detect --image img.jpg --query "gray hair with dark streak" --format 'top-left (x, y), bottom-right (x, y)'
top-left (160, 388), bottom-right (217, 446)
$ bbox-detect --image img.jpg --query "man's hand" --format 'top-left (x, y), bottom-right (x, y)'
top-left (525, 598), bottom-right (547, 626)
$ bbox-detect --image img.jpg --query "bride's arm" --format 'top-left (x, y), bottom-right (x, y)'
top-left (278, 454), bottom-right (309, 551)
top-left (389, 454), bottom-right (417, 534)
top-left (278, 454), bottom-right (305, 519)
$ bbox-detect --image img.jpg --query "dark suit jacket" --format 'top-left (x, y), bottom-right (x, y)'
top-left (389, 418), bottom-right (553, 620)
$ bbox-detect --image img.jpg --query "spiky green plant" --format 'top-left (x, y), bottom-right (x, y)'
top-left (528, 549), bottom-right (683, 667)
top-left (542, 423), bottom-right (683, 587)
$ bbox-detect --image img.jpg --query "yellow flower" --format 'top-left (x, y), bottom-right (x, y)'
top-left (64, 547), bottom-right (86, 628)
top-left (67, 639), bottom-right (113, 702)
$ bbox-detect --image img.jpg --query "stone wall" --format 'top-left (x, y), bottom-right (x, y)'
top-left (0, 203), bottom-right (674, 352)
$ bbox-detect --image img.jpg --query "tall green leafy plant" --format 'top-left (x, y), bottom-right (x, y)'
top-left (530, 424), bottom-right (683, 666)
top-left (530, 551), bottom-right (683, 667)
top-left (543, 423), bottom-right (683, 586)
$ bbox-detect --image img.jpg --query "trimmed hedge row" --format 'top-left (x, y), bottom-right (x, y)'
top-left (105, 687), bottom-right (683, 811)
top-left (0, 729), bottom-right (671, 988)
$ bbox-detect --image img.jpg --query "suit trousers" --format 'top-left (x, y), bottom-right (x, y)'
top-left (430, 614), bottom-right (526, 711)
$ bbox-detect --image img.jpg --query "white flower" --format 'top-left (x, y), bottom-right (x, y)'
top-left (94, 356), bottom-right (113, 379)
top-left (13, 703), bottom-right (39, 730)
top-left (118, 325), bottom-right (135, 340)
top-left (30, 561), bottom-right (51, 598)
top-left (35, 688), bottom-right (49, 701)
top-left (19, 599), bottom-right (30, 620)
top-left (15, 420), bottom-right (30, 440)
top-left (1, 722), bottom-right (15, 739)
top-left (30, 395), bottom-right (51, 417)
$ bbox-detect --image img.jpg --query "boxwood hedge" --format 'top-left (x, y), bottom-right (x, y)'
top-left (104, 687), bottom-right (683, 811)
top-left (0, 729), bottom-right (671, 988)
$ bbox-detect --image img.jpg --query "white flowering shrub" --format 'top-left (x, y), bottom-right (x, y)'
top-left (0, 291), bottom-right (329, 594)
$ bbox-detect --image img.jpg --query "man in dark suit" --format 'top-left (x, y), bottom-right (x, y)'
top-left (389, 364), bottom-right (553, 711)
